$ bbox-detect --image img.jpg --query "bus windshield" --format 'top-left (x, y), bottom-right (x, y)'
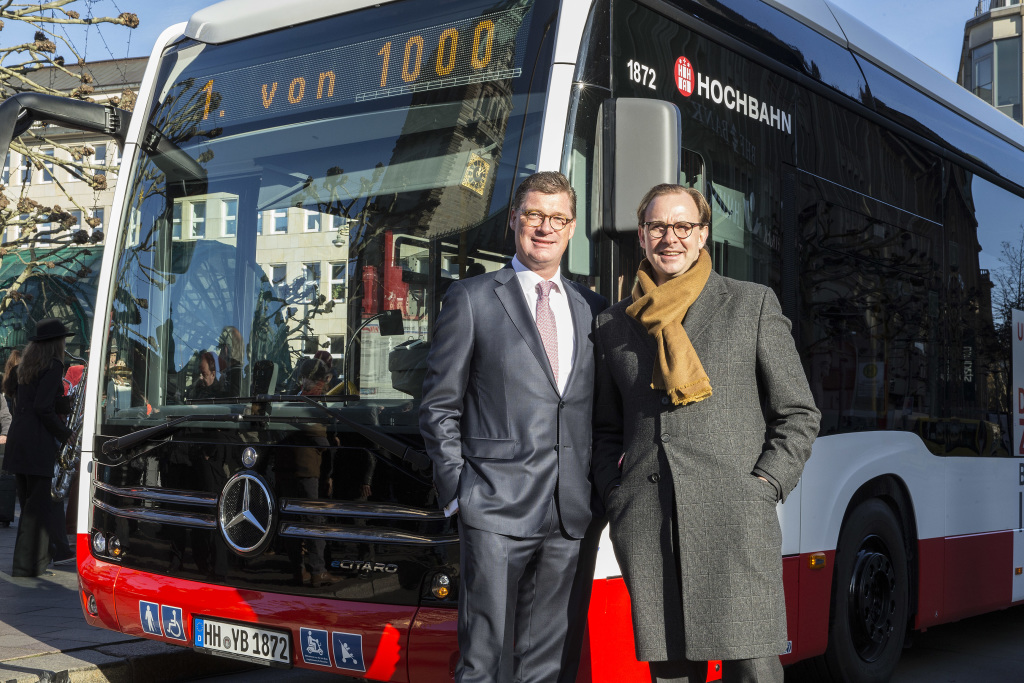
top-left (101, 0), bottom-right (554, 433)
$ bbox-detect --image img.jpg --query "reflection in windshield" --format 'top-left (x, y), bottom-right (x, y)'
top-left (102, 0), bottom-right (550, 431)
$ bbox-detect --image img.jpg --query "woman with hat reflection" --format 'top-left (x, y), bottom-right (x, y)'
top-left (1, 318), bottom-right (75, 576)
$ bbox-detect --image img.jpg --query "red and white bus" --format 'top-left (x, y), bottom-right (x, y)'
top-left (2, 0), bottom-right (1023, 680)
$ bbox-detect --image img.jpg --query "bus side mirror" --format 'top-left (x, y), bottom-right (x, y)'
top-left (600, 98), bottom-right (681, 236)
top-left (378, 309), bottom-right (405, 336)
top-left (0, 93), bottom-right (131, 164)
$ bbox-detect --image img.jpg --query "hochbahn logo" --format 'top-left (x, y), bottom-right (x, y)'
top-left (674, 56), bottom-right (792, 135)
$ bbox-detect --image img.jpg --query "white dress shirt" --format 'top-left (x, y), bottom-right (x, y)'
top-left (510, 256), bottom-right (575, 394)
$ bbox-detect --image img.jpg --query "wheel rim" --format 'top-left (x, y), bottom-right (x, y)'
top-left (846, 536), bottom-right (897, 662)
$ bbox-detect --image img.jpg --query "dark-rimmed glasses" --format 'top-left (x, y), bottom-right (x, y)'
top-left (520, 211), bottom-right (573, 230)
top-left (641, 220), bottom-right (704, 239)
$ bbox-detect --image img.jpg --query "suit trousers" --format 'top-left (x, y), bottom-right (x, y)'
top-left (12, 474), bottom-right (53, 577)
top-left (649, 657), bottom-right (784, 683)
top-left (456, 497), bottom-right (581, 683)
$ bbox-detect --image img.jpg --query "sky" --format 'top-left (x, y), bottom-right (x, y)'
top-left (1, 1), bottom-right (973, 80)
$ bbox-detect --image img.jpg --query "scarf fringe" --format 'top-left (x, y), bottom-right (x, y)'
top-left (666, 381), bottom-right (712, 406)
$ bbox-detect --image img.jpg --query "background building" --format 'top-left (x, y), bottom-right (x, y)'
top-left (960, 0), bottom-right (1024, 123)
top-left (2, 58), bottom-right (146, 244)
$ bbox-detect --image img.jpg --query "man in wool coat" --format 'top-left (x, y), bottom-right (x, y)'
top-left (592, 184), bottom-right (820, 682)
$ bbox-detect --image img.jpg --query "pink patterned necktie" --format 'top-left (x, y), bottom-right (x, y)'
top-left (536, 280), bottom-right (558, 383)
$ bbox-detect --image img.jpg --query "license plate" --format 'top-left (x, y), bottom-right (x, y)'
top-left (193, 616), bottom-right (291, 666)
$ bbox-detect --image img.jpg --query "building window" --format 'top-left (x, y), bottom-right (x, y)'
top-left (305, 210), bottom-right (320, 232)
top-left (91, 208), bottom-right (105, 232)
top-left (270, 264), bottom-right (287, 286)
top-left (303, 262), bottom-right (321, 300)
top-left (172, 203), bottom-right (182, 239)
top-left (21, 155), bottom-right (31, 186)
top-left (71, 210), bottom-right (83, 232)
top-left (40, 148), bottom-right (54, 184)
top-left (37, 220), bottom-right (53, 242)
top-left (93, 143), bottom-right (107, 184)
top-left (304, 336), bottom-right (320, 354)
top-left (330, 262), bottom-right (346, 301)
top-left (190, 202), bottom-right (206, 239)
top-left (329, 335), bottom-right (345, 356)
top-left (3, 153), bottom-right (10, 185)
top-left (224, 199), bottom-right (238, 237)
top-left (273, 209), bottom-right (288, 233)
top-left (973, 38), bottom-right (1022, 120)
top-left (256, 211), bottom-right (263, 235)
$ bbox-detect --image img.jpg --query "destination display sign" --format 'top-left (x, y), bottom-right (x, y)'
top-left (165, 6), bottom-right (532, 131)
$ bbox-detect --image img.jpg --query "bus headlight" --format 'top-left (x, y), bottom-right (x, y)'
top-left (91, 531), bottom-right (107, 554)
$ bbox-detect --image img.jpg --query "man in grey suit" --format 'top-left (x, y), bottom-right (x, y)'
top-left (420, 172), bottom-right (606, 683)
top-left (592, 185), bottom-right (820, 683)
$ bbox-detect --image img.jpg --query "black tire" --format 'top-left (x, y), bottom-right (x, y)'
top-left (803, 499), bottom-right (909, 683)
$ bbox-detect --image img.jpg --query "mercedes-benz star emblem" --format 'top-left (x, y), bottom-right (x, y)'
top-left (241, 447), bottom-right (258, 468)
top-left (218, 472), bottom-right (275, 556)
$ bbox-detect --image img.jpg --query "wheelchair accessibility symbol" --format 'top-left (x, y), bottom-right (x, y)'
top-left (160, 606), bottom-right (186, 641)
top-left (300, 628), bottom-right (331, 667)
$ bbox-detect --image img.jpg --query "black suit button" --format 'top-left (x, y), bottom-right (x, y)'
top-left (661, 396), bottom-right (670, 405)
top-left (648, 474), bottom-right (660, 483)
top-left (559, 401), bottom-right (566, 409)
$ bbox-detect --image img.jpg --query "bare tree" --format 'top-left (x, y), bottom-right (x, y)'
top-left (0, 1), bottom-right (138, 340)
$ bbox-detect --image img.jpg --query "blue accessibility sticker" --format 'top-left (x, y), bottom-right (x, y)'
top-left (300, 628), bottom-right (331, 667)
top-left (139, 601), bottom-right (162, 636)
top-left (332, 632), bottom-right (366, 672)
top-left (161, 605), bottom-right (186, 641)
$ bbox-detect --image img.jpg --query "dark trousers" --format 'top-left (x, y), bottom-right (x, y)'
top-left (48, 495), bottom-right (72, 559)
top-left (649, 657), bottom-right (784, 683)
top-left (456, 498), bottom-right (582, 683)
top-left (276, 474), bottom-right (325, 574)
top-left (13, 474), bottom-right (53, 577)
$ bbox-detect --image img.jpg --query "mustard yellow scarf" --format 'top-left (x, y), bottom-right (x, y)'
top-left (626, 249), bottom-right (713, 406)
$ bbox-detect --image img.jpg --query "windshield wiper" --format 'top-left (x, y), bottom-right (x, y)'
top-left (102, 395), bottom-right (430, 472)
top-left (253, 394), bottom-right (430, 471)
top-left (102, 413), bottom-right (263, 461)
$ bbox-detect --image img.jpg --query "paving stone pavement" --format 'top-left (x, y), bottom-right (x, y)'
top-left (0, 499), bottom-right (249, 683)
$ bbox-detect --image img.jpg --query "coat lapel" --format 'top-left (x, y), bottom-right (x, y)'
top-left (493, 266), bottom-right (559, 393)
top-left (682, 270), bottom-right (729, 343)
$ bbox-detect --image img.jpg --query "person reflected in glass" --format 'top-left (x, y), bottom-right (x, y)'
top-left (217, 326), bottom-right (244, 397)
top-left (187, 351), bottom-right (221, 401)
top-left (276, 357), bottom-right (332, 587)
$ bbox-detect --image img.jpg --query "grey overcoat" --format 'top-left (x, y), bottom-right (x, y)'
top-left (592, 270), bottom-right (820, 662)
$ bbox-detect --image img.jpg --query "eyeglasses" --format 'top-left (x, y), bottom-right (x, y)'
top-left (520, 210), bottom-right (573, 230)
top-left (641, 221), bottom-right (704, 239)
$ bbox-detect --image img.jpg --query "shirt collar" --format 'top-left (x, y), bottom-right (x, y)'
top-left (511, 255), bottom-right (562, 291)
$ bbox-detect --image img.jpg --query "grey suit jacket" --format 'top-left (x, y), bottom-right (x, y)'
top-left (419, 266), bottom-right (606, 539)
top-left (593, 271), bottom-right (820, 661)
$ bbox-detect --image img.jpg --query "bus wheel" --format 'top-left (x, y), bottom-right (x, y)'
top-left (825, 499), bottom-right (909, 682)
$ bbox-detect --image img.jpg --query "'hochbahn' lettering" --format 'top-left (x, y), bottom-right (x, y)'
top-left (675, 55), bottom-right (791, 135)
top-left (695, 72), bottom-right (791, 134)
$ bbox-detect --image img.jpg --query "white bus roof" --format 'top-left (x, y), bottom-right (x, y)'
top-left (181, 0), bottom-right (1024, 156)
top-left (184, 0), bottom-right (398, 45)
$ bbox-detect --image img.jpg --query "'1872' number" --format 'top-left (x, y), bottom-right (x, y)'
top-left (627, 59), bottom-right (656, 89)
